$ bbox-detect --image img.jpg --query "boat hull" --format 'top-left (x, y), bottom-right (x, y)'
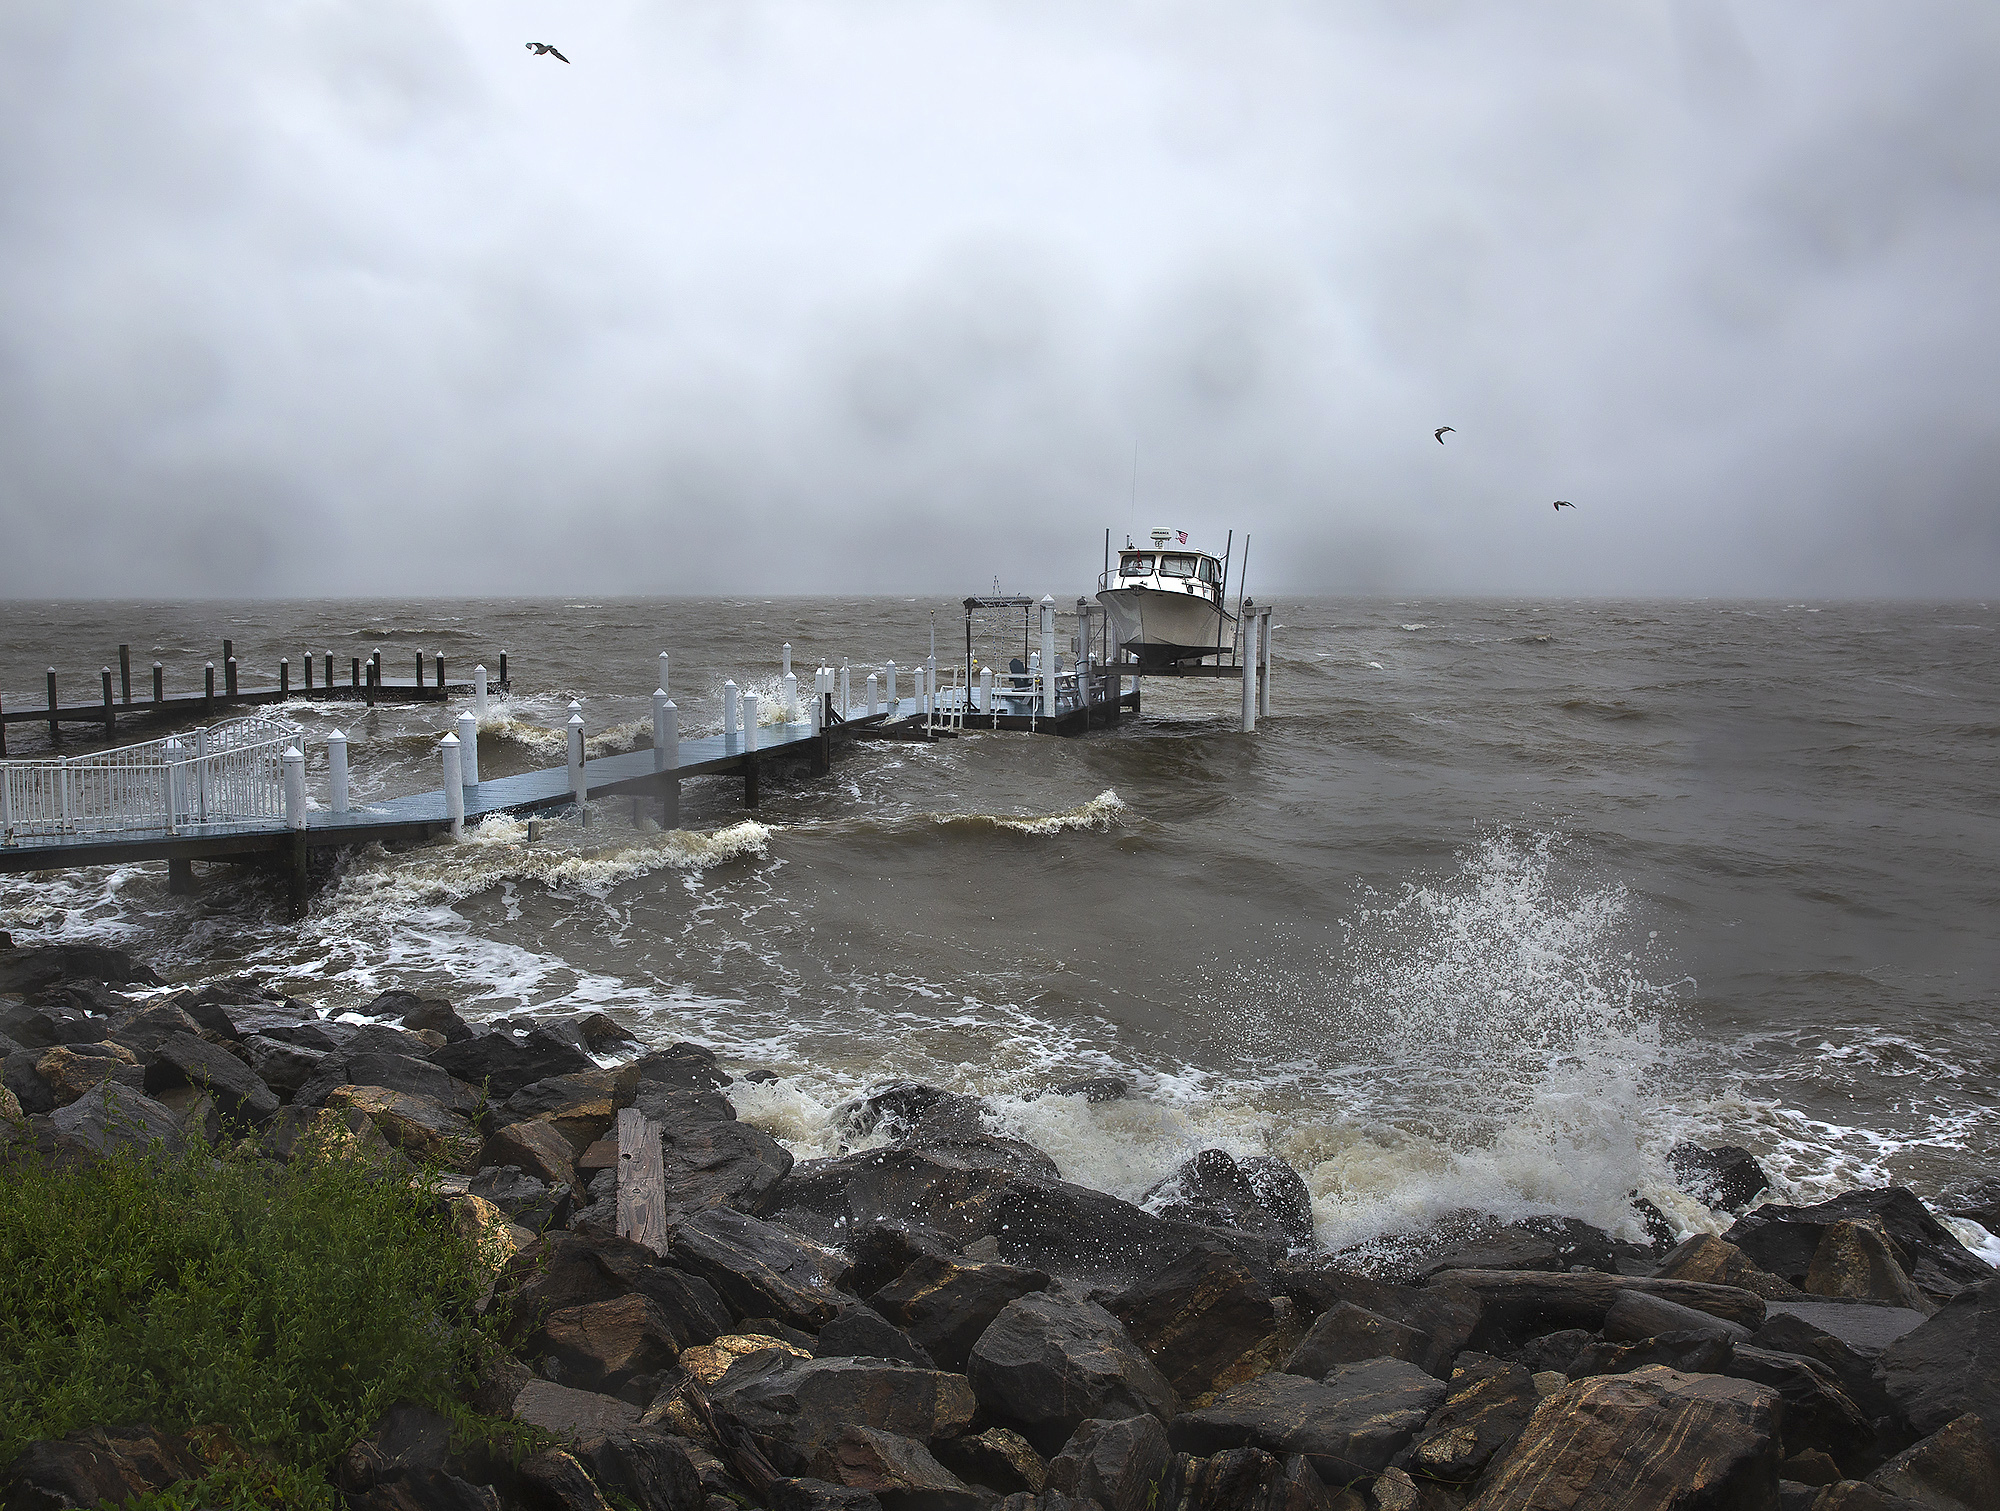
top-left (1097, 586), bottom-right (1234, 667)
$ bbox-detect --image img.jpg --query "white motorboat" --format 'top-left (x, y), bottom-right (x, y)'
top-left (1096, 528), bottom-right (1235, 668)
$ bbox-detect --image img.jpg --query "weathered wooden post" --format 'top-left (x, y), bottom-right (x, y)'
top-left (866, 672), bottom-right (879, 715)
top-left (567, 713), bottom-right (587, 819)
top-left (100, 668), bottom-right (114, 736)
top-left (118, 645), bottom-right (131, 704)
top-left (371, 649), bottom-right (382, 686)
top-left (414, 651), bottom-right (423, 689)
top-left (441, 735), bottom-right (464, 839)
top-left (364, 660), bottom-right (376, 709)
top-left (1040, 596), bottom-right (1057, 717)
top-left (283, 746), bottom-right (306, 830)
top-left (435, 654), bottom-right (444, 689)
top-left (743, 692), bottom-right (760, 751)
top-left (324, 653), bottom-right (333, 688)
top-left (498, 652), bottom-right (508, 690)
top-left (885, 661), bottom-right (898, 715)
top-left (615, 1106), bottom-right (668, 1255)
top-left (475, 665), bottom-right (489, 720)
top-left (456, 711), bottom-right (479, 786)
top-left (1240, 603), bottom-right (1258, 733)
top-left (46, 668), bottom-right (58, 741)
top-left (722, 679), bottom-right (739, 743)
top-left (280, 658), bottom-right (290, 697)
top-left (328, 730), bottom-right (349, 813)
top-left (350, 657), bottom-right (360, 690)
top-left (658, 698), bottom-right (680, 830)
top-left (203, 662), bottom-right (215, 718)
top-left (303, 653), bottom-right (313, 691)
top-left (153, 662), bottom-right (164, 704)
top-left (226, 656), bottom-right (238, 698)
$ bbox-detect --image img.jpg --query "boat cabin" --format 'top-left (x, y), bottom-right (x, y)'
top-left (1104, 529), bottom-right (1226, 601)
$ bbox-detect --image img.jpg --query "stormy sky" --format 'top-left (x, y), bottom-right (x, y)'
top-left (1, 1), bottom-right (1996, 599)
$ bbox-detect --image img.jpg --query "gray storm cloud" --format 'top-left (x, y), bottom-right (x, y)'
top-left (1, 0), bottom-right (1995, 598)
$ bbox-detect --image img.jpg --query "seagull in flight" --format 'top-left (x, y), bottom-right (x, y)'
top-left (1434, 427), bottom-right (1454, 444)
top-left (1552, 500), bottom-right (1576, 511)
top-left (526, 42), bottom-right (570, 62)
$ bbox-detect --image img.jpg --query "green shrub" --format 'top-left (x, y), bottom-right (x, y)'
top-left (0, 1121), bottom-right (508, 1508)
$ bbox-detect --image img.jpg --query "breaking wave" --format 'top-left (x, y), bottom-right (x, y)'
top-left (926, 789), bottom-right (1128, 835)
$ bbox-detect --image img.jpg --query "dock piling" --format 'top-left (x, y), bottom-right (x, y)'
top-left (475, 665), bottom-right (489, 720)
top-left (153, 663), bottom-right (163, 704)
top-left (283, 746), bottom-right (306, 831)
top-left (204, 663), bottom-right (215, 718)
top-left (119, 646), bottom-right (131, 704)
top-left (657, 652), bottom-right (669, 698)
top-left (303, 653), bottom-right (312, 691)
top-left (743, 693), bottom-right (760, 754)
top-left (659, 698), bottom-right (680, 830)
top-left (886, 661), bottom-right (897, 713)
top-left (1040, 597), bottom-right (1057, 718)
top-left (867, 672), bottom-right (879, 715)
top-left (457, 711), bottom-right (479, 786)
top-left (442, 735), bottom-right (464, 838)
top-left (100, 669), bottom-right (114, 736)
top-left (1258, 609), bottom-right (1272, 718)
top-left (280, 658), bottom-right (289, 697)
top-left (980, 666), bottom-right (992, 713)
top-left (415, 652), bottom-right (424, 689)
top-left (784, 670), bottom-right (798, 724)
top-left (499, 652), bottom-right (508, 690)
top-left (351, 657), bottom-right (360, 690)
top-left (743, 693), bottom-right (760, 806)
top-left (226, 657), bottom-right (237, 697)
top-left (722, 680), bottom-right (739, 743)
top-left (168, 858), bottom-right (196, 896)
top-left (566, 714), bottom-right (586, 820)
top-left (328, 730), bottom-right (349, 813)
top-left (840, 665), bottom-right (851, 718)
top-left (325, 653), bottom-right (333, 688)
top-left (46, 669), bottom-right (58, 741)
top-left (436, 654), bottom-right (444, 689)
top-left (365, 661), bottom-right (376, 709)
top-left (652, 690), bottom-right (669, 773)
top-left (1240, 603), bottom-right (1258, 733)
top-left (782, 643), bottom-right (792, 679)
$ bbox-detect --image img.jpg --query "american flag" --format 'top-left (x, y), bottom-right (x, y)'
top-left (1176, 531), bottom-right (1188, 544)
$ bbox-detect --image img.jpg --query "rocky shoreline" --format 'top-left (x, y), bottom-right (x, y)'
top-left (2, 942), bottom-right (1997, 1511)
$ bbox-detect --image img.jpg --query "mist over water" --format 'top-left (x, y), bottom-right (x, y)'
top-left (3, 595), bottom-right (1996, 1255)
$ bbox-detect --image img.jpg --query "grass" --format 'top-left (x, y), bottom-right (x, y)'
top-left (0, 1113), bottom-right (515, 1509)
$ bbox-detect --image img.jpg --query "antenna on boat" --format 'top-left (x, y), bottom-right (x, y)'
top-left (1217, 529), bottom-right (1233, 656)
top-left (1129, 439), bottom-right (1139, 534)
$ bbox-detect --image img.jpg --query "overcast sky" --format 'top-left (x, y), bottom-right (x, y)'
top-left (2, 1), bottom-right (1995, 598)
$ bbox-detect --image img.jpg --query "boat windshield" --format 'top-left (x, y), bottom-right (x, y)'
top-left (1119, 554), bottom-right (1155, 577)
top-left (1199, 559), bottom-right (1220, 584)
top-left (1159, 555), bottom-right (1198, 578)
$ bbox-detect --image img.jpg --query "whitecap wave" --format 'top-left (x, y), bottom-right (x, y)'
top-left (927, 789), bottom-right (1128, 835)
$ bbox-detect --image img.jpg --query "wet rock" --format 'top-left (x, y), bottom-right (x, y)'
top-left (346, 1469), bottom-right (501, 1510)
top-left (33, 1041), bottom-right (142, 1105)
top-left (1506, 1328), bottom-right (1593, 1377)
top-left (844, 1220), bottom-right (959, 1297)
top-left (817, 1306), bottom-right (938, 1368)
top-left (1423, 1269), bottom-right (1765, 1338)
top-left (635, 1042), bottom-right (734, 1096)
top-left (1401, 1352), bottom-right (1539, 1484)
top-left (520, 1447), bottom-right (618, 1510)
top-left (505, 1067), bottom-right (637, 1151)
top-left (655, 1102), bottom-right (795, 1217)
top-left (367, 989), bottom-right (476, 1043)
top-left (1751, 1312), bottom-right (1898, 1425)
top-left (1652, 1233), bottom-right (1807, 1300)
top-left (334, 1402), bottom-right (455, 1493)
top-left (514, 1379), bottom-right (645, 1437)
top-left (1143, 1149), bottom-right (1312, 1248)
top-left (777, 1147), bottom-right (1053, 1246)
top-left (1723, 1189), bottom-right (1992, 1302)
top-left (241, 1033), bottom-right (334, 1098)
top-left (109, 1001), bottom-right (206, 1054)
top-left (484, 1116), bottom-right (581, 1190)
top-left (815, 1426), bottom-right (983, 1511)
top-left (576, 1011), bottom-right (638, 1051)
top-left (667, 1208), bottom-right (851, 1330)
top-left (677, 1333), bottom-right (814, 1390)
top-left (1667, 1142), bottom-right (1772, 1213)
top-left (3, 1049), bottom-right (54, 1115)
top-left (702, 1354), bottom-right (978, 1478)
top-left (836, 1082), bottom-right (962, 1141)
top-left (1878, 1279), bottom-right (2000, 1453)
top-left (471, 1164), bottom-right (576, 1232)
top-left (1566, 1331), bottom-right (1735, 1379)
top-left (1040, 1077), bottom-right (1129, 1104)
top-left (346, 1021), bottom-right (441, 1058)
top-left (1112, 1248), bottom-right (1276, 1399)
top-left (995, 1177), bottom-right (1276, 1281)
top-left (0, 1422), bottom-right (205, 1507)
top-left (934, 1428), bottom-right (1047, 1495)
top-left (1867, 1414), bottom-right (2000, 1510)
top-left (343, 1050), bottom-right (483, 1117)
top-left (870, 1254), bottom-right (1052, 1371)
top-left (45, 1083), bottom-right (185, 1160)
top-left (1805, 1221), bottom-right (1937, 1315)
top-left (1721, 1346), bottom-right (1869, 1463)
top-left (259, 1102), bottom-right (405, 1166)
top-left (500, 1231), bottom-right (732, 1354)
top-left (434, 1027), bottom-right (595, 1100)
top-left (1472, 1365), bottom-right (1781, 1510)
top-left (142, 1030), bottom-right (279, 1126)
top-left (1281, 1271), bottom-right (1483, 1379)
top-left (532, 1292), bottom-right (691, 1402)
top-left (1, 1000), bottom-right (102, 1048)
top-left (1418, 1215), bottom-right (1620, 1277)
top-left (1602, 1289), bottom-right (1753, 1344)
top-left (767, 1478), bottom-right (885, 1511)
top-left (969, 1289), bottom-right (1178, 1455)
top-left (1045, 1414), bottom-right (1173, 1511)
top-left (1778, 1449), bottom-right (1843, 1487)
top-left (1183, 1447), bottom-right (1333, 1511)
top-left (1810, 1485), bottom-right (1913, 1511)
top-left (0, 942), bottom-right (163, 994)
top-left (149, 1084), bottom-right (220, 1144)
top-left (1170, 1359), bottom-right (1444, 1485)
top-left (30, 980), bottom-right (134, 1023)
top-left (1283, 1303), bottom-right (1430, 1382)
top-left (573, 1428), bottom-right (707, 1511)
top-left (326, 1085), bottom-right (481, 1171)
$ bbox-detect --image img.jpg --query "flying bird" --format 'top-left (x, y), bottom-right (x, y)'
top-left (1552, 500), bottom-right (1575, 511)
top-left (1434, 427), bottom-right (1454, 444)
top-left (526, 42), bottom-right (570, 62)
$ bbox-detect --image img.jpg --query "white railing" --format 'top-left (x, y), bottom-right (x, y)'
top-left (0, 717), bottom-right (302, 844)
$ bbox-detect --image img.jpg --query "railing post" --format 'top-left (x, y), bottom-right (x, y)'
top-left (567, 713), bottom-right (587, 819)
top-left (659, 699), bottom-right (679, 830)
top-left (328, 730), bottom-right (349, 813)
top-left (784, 670), bottom-right (798, 725)
top-left (457, 711), bottom-right (479, 786)
top-left (441, 734), bottom-right (464, 838)
top-left (226, 656), bottom-right (238, 697)
top-left (46, 668), bottom-right (58, 741)
top-left (195, 728), bottom-right (210, 821)
top-left (475, 665), bottom-right (489, 721)
top-left (866, 672), bottom-right (879, 715)
top-left (59, 755), bottom-right (71, 831)
top-left (119, 645), bottom-right (131, 704)
top-left (652, 689), bottom-right (669, 773)
top-left (2, 766), bottom-right (14, 843)
top-left (722, 679), bottom-right (739, 744)
top-left (100, 668), bottom-right (114, 736)
top-left (0, 690), bottom-right (7, 758)
top-left (283, 746), bottom-right (306, 830)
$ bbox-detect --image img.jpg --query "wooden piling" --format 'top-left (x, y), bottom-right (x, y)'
top-left (46, 669), bottom-right (58, 741)
top-left (101, 669), bottom-right (114, 736)
top-left (498, 652), bottom-right (507, 690)
top-left (118, 645), bottom-right (131, 704)
top-left (226, 657), bottom-right (238, 697)
top-left (223, 639), bottom-right (234, 668)
top-left (415, 651), bottom-right (424, 688)
top-left (168, 858), bottom-right (197, 896)
top-left (325, 653), bottom-right (334, 688)
top-left (0, 692), bottom-right (7, 757)
top-left (435, 654), bottom-right (444, 689)
top-left (153, 663), bottom-right (164, 703)
top-left (280, 659), bottom-right (290, 697)
top-left (303, 654), bottom-right (313, 691)
top-left (351, 657), bottom-right (361, 689)
top-left (286, 833), bottom-right (309, 917)
top-left (204, 663), bottom-right (215, 717)
top-left (744, 758), bottom-right (760, 807)
top-left (365, 661), bottom-right (376, 708)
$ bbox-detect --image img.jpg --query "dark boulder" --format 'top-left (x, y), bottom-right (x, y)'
top-left (257, 1019), bottom-right (347, 1053)
top-left (635, 1042), bottom-right (734, 1096)
top-left (933, 1428), bottom-right (1047, 1495)
top-left (512, 1379), bottom-right (644, 1438)
top-left (433, 1027), bottom-right (594, 1100)
top-left (1653, 1233), bottom-right (1807, 1300)
top-left (1044, 1414), bottom-right (1173, 1511)
top-left (870, 1255), bottom-right (1052, 1372)
top-left (1, 1000), bottom-right (104, 1049)
top-left (369, 989), bottom-right (477, 1043)
top-left (3, 1050), bottom-right (55, 1115)
top-left (1723, 1188), bottom-right (1992, 1302)
top-left (814, 1426), bottom-right (983, 1511)
top-left (1182, 1448), bottom-right (1330, 1511)
top-left (1602, 1289), bottom-right (1753, 1344)
top-left (531, 1292), bottom-right (690, 1403)
top-left (655, 1101), bottom-right (795, 1217)
top-left (817, 1306), bottom-right (938, 1368)
top-left (325, 1085), bottom-right (481, 1171)
top-left (472, 1165), bottom-right (576, 1232)
top-left (835, 1082), bottom-right (961, 1141)
top-left (991, 1176), bottom-right (1276, 1282)
top-left (1400, 1351), bottom-right (1539, 1485)
top-left (44, 1083), bottom-right (185, 1160)
top-left (1878, 1278), bottom-right (2000, 1454)
top-left (1472, 1365), bottom-right (1781, 1510)
top-left (484, 1117), bottom-right (581, 1190)
top-left (774, 1147), bottom-right (1050, 1248)
top-left (702, 1353), bottom-right (978, 1479)
top-left (1803, 1220), bottom-right (1936, 1314)
top-left (1667, 1142), bottom-right (1773, 1212)
top-left (573, 1428), bottom-right (707, 1511)
top-left (505, 1067), bottom-right (636, 1152)
top-left (343, 1050), bottom-right (483, 1116)
top-left (333, 1402), bottom-right (455, 1493)
top-left (1566, 1331), bottom-right (1736, 1379)
top-left (29, 1043), bottom-right (143, 1107)
top-left (1142, 1149), bottom-right (1312, 1248)
top-left (1421, 1269), bottom-right (1766, 1343)
top-left (1507, 1328), bottom-right (1592, 1377)
top-left (1866, 1414), bottom-right (2000, 1509)
top-left (1169, 1359), bottom-right (1444, 1485)
top-left (1418, 1214), bottom-right (1621, 1277)
top-left (1751, 1311), bottom-right (1898, 1425)
top-left (1724, 1345), bottom-right (1869, 1463)
top-left (767, 1478), bottom-right (885, 1511)
top-left (0, 1423), bottom-right (204, 1508)
top-left (0, 942), bottom-right (162, 994)
top-left (1279, 1270), bottom-right (1481, 1378)
top-left (1111, 1247), bottom-right (1276, 1399)
top-left (241, 1034), bottom-right (335, 1098)
top-left (345, 1469), bottom-right (501, 1510)
top-left (575, 1011), bottom-right (638, 1051)
top-left (500, 1230), bottom-right (732, 1353)
top-left (141, 1030), bottom-right (279, 1125)
top-left (1281, 1303), bottom-right (1429, 1382)
top-left (519, 1447), bottom-right (620, 1510)
top-left (108, 1001), bottom-right (206, 1054)
top-left (844, 1220), bottom-right (959, 1297)
top-left (968, 1289), bottom-right (1178, 1455)
top-left (667, 1208), bottom-right (851, 1329)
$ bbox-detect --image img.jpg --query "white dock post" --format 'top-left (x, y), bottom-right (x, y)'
top-left (441, 734), bottom-right (465, 837)
top-left (784, 670), bottom-right (798, 725)
top-left (1040, 596), bottom-right (1057, 717)
top-left (283, 747), bottom-right (306, 831)
top-left (456, 710), bottom-right (479, 786)
top-left (658, 651), bottom-right (670, 698)
top-left (1258, 609), bottom-right (1273, 718)
top-left (474, 665), bottom-right (489, 720)
top-left (885, 661), bottom-right (898, 715)
top-left (328, 730), bottom-right (349, 813)
top-left (782, 643), bottom-right (793, 679)
top-left (661, 699), bottom-right (680, 829)
top-left (1240, 604), bottom-right (1259, 733)
top-left (840, 664), bottom-right (850, 717)
top-left (743, 692), bottom-right (760, 752)
top-left (979, 665), bottom-right (993, 713)
top-left (866, 672), bottom-right (879, 715)
top-left (567, 712), bottom-right (587, 816)
top-left (722, 679), bottom-right (739, 742)
top-left (652, 689), bottom-right (670, 772)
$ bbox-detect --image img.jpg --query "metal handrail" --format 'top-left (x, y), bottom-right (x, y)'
top-left (0, 716), bottom-right (302, 844)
